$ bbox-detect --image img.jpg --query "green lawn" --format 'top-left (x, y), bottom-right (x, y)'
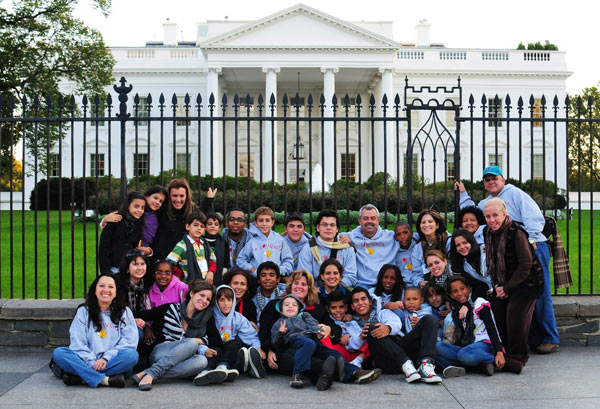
top-left (1, 210), bottom-right (598, 298)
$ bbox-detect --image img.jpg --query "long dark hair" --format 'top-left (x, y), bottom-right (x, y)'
top-left (117, 191), bottom-right (146, 217)
top-left (117, 250), bottom-right (154, 290)
top-left (415, 209), bottom-right (449, 256)
top-left (166, 178), bottom-right (195, 221)
top-left (373, 264), bottom-right (405, 302)
top-left (83, 274), bottom-right (128, 331)
top-left (449, 229), bottom-right (482, 275)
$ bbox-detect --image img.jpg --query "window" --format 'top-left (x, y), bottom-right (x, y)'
top-left (176, 153), bottom-right (191, 171)
top-left (90, 103), bottom-right (105, 127)
top-left (533, 154), bottom-right (544, 179)
top-left (445, 99), bottom-right (460, 127)
top-left (136, 97), bottom-right (149, 126)
top-left (488, 154), bottom-right (503, 170)
top-left (49, 153), bottom-right (60, 177)
top-left (341, 153), bottom-right (356, 181)
top-left (288, 168), bottom-right (306, 183)
top-left (176, 96), bottom-right (191, 126)
top-left (533, 98), bottom-right (542, 127)
top-left (239, 152), bottom-right (254, 177)
top-left (410, 110), bottom-right (420, 128)
top-left (90, 153), bottom-right (105, 177)
top-left (487, 97), bottom-right (503, 127)
top-left (446, 153), bottom-right (455, 180)
top-left (134, 153), bottom-right (149, 176)
top-left (403, 153), bottom-right (420, 177)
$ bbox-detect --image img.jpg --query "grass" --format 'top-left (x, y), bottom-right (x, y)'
top-left (1, 210), bottom-right (598, 299)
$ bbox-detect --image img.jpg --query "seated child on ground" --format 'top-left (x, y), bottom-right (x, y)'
top-left (370, 264), bottom-right (406, 313)
top-left (146, 260), bottom-right (188, 309)
top-left (317, 259), bottom-right (348, 306)
top-left (253, 261), bottom-right (286, 322)
top-left (401, 287), bottom-right (433, 334)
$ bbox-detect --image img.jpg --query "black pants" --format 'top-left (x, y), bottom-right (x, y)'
top-left (207, 338), bottom-right (242, 370)
top-left (493, 290), bottom-right (536, 364)
top-left (368, 315), bottom-right (438, 374)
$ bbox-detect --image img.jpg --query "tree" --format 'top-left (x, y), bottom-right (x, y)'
top-left (517, 41), bottom-right (558, 51)
top-left (568, 85), bottom-right (600, 191)
top-left (0, 0), bottom-right (115, 186)
top-left (0, 155), bottom-right (23, 191)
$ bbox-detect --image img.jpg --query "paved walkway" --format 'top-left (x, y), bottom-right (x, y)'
top-left (1, 347), bottom-right (599, 408)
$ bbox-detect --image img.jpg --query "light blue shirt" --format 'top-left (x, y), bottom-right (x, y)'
top-left (237, 223), bottom-right (294, 276)
top-left (296, 238), bottom-right (357, 288)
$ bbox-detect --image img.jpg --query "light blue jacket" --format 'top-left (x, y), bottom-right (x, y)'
top-left (353, 294), bottom-right (404, 336)
top-left (296, 239), bottom-right (357, 288)
top-left (212, 285), bottom-right (261, 349)
top-left (345, 226), bottom-right (399, 289)
top-left (284, 232), bottom-right (312, 270)
top-left (459, 183), bottom-right (546, 242)
top-left (68, 306), bottom-right (138, 367)
top-left (237, 223), bottom-right (294, 276)
top-left (410, 236), bottom-right (452, 282)
top-left (332, 317), bottom-right (365, 352)
top-left (394, 233), bottom-right (420, 287)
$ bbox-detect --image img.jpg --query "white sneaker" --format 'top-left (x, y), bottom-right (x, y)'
top-left (418, 360), bottom-right (442, 383)
top-left (193, 369), bottom-right (228, 386)
top-left (401, 360), bottom-right (421, 383)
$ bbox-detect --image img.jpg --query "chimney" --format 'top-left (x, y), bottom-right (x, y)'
top-left (163, 18), bottom-right (179, 46)
top-left (415, 19), bottom-right (431, 48)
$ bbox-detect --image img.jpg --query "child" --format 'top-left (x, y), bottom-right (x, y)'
top-left (222, 208), bottom-right (249, 270)
top-left (423, 282), bottom-right (450, 324)
top-left (401, 287), bottom-right (433, 334)
top-left (270, 294), bottom-right (339, 390)
top-left (167, 212), bottom-right (217, 283)
top-left (194, 285), bottom-right (266, 385)
top-left (237, 206), bottom-right (294, 277)
top-left (223, 269), bottom-right (258, 327)
top-left (371, 264), bottom-right (405, 312)
top-left (145, 260), bottom-right (188, 309)
top-left (394, 222), bottom-right (421, 287)
top-left (98, 191), bottom-right (146, 274)
top-left (424, 250), bottom-right (454, 289)
top-left (317, 259), bottom-right (347, 306)
top-left (203, 212), bottom-right (231, 286)
top-left (283, 212), bottom-right (311, 271)
top-left (253, 261), bottom-right (286, 321)
top-left (325, 291), bottom-right (370, 368)
top-left (450, 229), bottom-right (493, 300)
top-left (436, 275), bottom-right (506, 377)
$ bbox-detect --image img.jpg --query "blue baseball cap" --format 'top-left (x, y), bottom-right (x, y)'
top-left (482, 166), bottom-right (503, 177)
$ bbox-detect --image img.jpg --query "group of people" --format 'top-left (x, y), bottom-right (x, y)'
top-left (49, 165), bottom-right (560, 391)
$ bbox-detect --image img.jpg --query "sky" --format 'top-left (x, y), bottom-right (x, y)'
top-left (73, 0), bottom-right (598, 94)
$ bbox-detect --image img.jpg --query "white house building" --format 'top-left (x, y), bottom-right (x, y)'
top-left (35, 3), bottom-right (571, 203)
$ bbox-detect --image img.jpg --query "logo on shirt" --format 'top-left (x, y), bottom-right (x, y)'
top-left (266, 249), bottom-right (272, 258)
top-left (98, 330), bottom-right (107, 339)
top-left (367, 248), bottom-right (374, 255)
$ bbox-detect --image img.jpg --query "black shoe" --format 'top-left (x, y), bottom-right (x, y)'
top-left (247, 347), bottom-right (267, 379)
top-left (316, 356), bottom-right (336, 391)
top-left (335, 356), bottom-right (345, 382)
top-left (290, 373), bottom-right (305, 388)
top-left (482, 363), bottom-right (495, 376)
top-left (503, 357), bottom-right (523, 375)
top-left (62, 373), bottom-right (83, 386)
top-left (107, 374), bottom-right (125, 388)
top-left (49, 358), bottom-right (64, 379)
top-left (354, 368), bottom-right (379, 384)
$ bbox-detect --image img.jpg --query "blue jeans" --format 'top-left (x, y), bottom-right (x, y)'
top-left (146, 338), bottom-right (208, 380)
top-left (288, 337), bottom-right (358, 381)
top-left (530, 241), bottom-right (560, 345)
top-left (435, 341), bottom-right (494, 368)
top-left (52, 347), bottom-right (138, 387)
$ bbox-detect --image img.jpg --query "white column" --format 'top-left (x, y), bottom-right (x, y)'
top-left (321, 67), bottom-right (338, 189)
top-left (262, 67), bottom-right (280, 183)
top-left (375, 68), bottom-right (396, 178)
top-left (202, 67), bottom-right (221, 176)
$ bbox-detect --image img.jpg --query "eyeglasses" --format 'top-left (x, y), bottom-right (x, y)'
top-left (155, 270), bottom-right (172, 275)
top-left (319, 223), bottom-right (337, 229)
top-left (228, 217), bottom-right (246, 223)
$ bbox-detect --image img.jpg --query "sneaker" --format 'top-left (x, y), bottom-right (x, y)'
top-left (290, 373), bottom-right (305, 388)
top-left (335, 356), bottom-right (346, 382)
top-left (49, 358), bottom-right (64, 379)
top-left (401, 360), bottom-right (421, 383)
top-left (418, 360), bottom-right (442, 383)
top-left (193, 369), bottom-right (228, 386)
top-left (62, 373), bottom-right (84, 386)
top-left (107, 374), bottom-right (125, 388)
top-left (442, 366), bottom-right (465, 378)
top-left (482, 363), bottom-right (495, 376)
top-left (224, 368), bottom-right (239, 382)
top-left (316, 356), bottom-right (336, 391)
top-left (237, 347), bottom-right (249, 373)
top-left (536, 343), bottom-right (559, 354)
top-left (354, 369), bottom-right (379, 384)
top-left (247, 347), bottom-right (267, 379)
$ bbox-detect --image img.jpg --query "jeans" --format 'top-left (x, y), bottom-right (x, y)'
top-left (286, 337), bottom-right (359, 382)
top-left (435, 341), bottom-right (495, 368)
top-left (530, 241), bottom-right (561, 345)
top-left (52, 347), bottom-right (138, 388)
top-left (145, 338), bottom-right (208, 380)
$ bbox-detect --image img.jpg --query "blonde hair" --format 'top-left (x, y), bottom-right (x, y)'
top-left (285, 270), bottom-right (319, 306)
top-left (254, 206), bottom-right (274, 220)
top-left (483, 198), bottom-right (507, 214)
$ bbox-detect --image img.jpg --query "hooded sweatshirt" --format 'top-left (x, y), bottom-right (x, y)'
top-left (331, 316), bottom-right (365, 352)
top-left (68, 306), bottom-right (138, 367)
top-left (394, 232), bottom-right (420, 287)
top-left (284, 231), bottom-right (312, 270)
top-left (459, 183), bottom-right (546, 243)
top-left (270, 294), bottom-right (323, 348)
top-left (296, 237), bottom-right (357, 287)
top-left (352, 294), bottom-right (404, 337)
top-left (237, 223), bottom-right (294, 276)
top-left (222, 227), bottom-right (250, 269)
top-left (345, 226), bottom-right (399, 289)
top-left (145, 276), bottom-right (188, 309)
top-left (212, 285), bottom-right (261, 348)
top-left (410, 236), bottom-right (452, 281)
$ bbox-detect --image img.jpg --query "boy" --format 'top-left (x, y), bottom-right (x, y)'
top-left (317, 259), bottom-right (347, 306)
top-left (194, 285), bottom-right (266, 386)
top-left (402, 287), bottom-right (433, 334)
top-left (167, 212), bottom-right (217, 283)
top-left (394, 222), bottom-right (421, 287)
top-left (203, 212), bottom-right (231, 286)
top-left (237, 206), bottom-right (294, 277)
top-left (222, 208), bottom-right (250, 270)
top-left (325, 291), bottom-right (369, 368)
top-left (253, 261), bottom-right (286, 321)
top-left (283, 212), bottom-right (311, 271)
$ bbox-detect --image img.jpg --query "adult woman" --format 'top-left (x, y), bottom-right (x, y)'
top-left (152, 179), bottom-right (215, 260)
top-left (449, 229), bottom-right (492, 299)
top-left (51, 274), bottom-right (138, 388)
top-left (483, 198), bottom-right (543, 373)
top-left (411, 209), bottom-right (452, 287)
top-left (223, 269), bottom-right (258, 327)
top-left (259, 270), bottom-right (378, 387)
top-left (456, 206), bottom-right (486, 245)
top-left (133, 280), bottom-right (214, 390)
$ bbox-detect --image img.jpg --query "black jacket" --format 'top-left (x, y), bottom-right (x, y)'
top-left (98, 217), bottom-right (142, 274)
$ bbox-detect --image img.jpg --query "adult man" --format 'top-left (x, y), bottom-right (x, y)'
top-left (455, 165), bottom-right (560, 354)
top-left (282, 212), bottom-right (312, 271)
top-left (341, 204), bottom-right (399, 289)
top-left (222, 208), bottom-right (250, 270)
top-left (297, 209), bottom-right (357, 287)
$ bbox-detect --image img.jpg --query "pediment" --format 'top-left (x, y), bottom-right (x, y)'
top-left (201, 4), bottom-right (399, 50)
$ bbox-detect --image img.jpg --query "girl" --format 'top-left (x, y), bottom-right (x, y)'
top-left (223, 269), bottom-right (258, 328)
top-left (450, 229), bottom-right (493, 299)
top-left (424, 250), bottom-right (454, 289)
top-left (423, 282), bottom-right (449, 323)
top-left (98, 191), bottom-right (146, 274)
top-left (317, 259), bottom-right (347, 306)
top-left (411, 209), bottom-right (452, 287)
top-left (146, 260), bottom-right (188, 309)
top-left (435, 275), bottom-right (505, 377)
top-left (371, 264), bottom-right (405, 312)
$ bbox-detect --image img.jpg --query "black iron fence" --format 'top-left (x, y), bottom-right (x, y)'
top-left (0, 77), bottom-right (597, 298)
